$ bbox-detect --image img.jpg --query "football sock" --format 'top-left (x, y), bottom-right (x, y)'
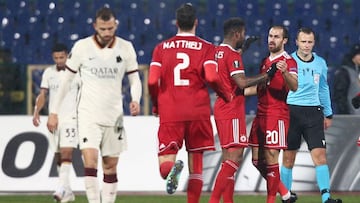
top-left (266, 164), bottom-right (280, 203)
top-left (223, 175), bottom-right (235, 203)
top-left (160, 161), bottom-right (174, 179)
top-left (187, 152), bottom-right (203, 203)
top-left (279, 183), bottom-right (291, 200)
top-left (209, 160), bottom-right (239, 203)
top-left (84, 168), bottom-right (100, 203)
top-left (315, 165), bottom-right (331, 203)
top-left (102, 174), bottom-right (118, 203)
top-left (59, 160), bottom-right (71, 189)
top-left (280, 165), bottom-right (293, 190)
top-left (187, 174), bottom-right (203, 203)
top-left (253, 159), bottom-right (290, 200)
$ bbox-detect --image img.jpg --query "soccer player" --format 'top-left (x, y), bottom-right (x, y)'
top-left (47, 7), bottom-right (142, 203)
top-left (247, 25), bottom-right (298, 203)
top-left (32, 43), bottom-right (80, 202)
top-left (209, 17), bottom-right (278, 203)
top-left (148, 3), bottom-right (230, 203)
top-left (280, 27), bottom-right (342, 203)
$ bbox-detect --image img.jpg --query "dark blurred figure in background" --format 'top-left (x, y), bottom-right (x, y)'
top-left (0, 48), bottom-right (13, 63)
top-left (333, 44), bottom-right (360, 114)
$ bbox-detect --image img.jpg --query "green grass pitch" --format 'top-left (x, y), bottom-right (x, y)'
top-left (0, 192), bottom-right (358, 203)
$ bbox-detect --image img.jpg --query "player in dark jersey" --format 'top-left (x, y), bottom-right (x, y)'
top-left (148, 3), bottom-right (230, 203)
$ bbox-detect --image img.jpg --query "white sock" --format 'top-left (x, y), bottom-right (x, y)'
top-left (84, 176), bottom-right (100, 203)
top-left (281, 191), bottom-right (291, 200)
top-left (59, 163), bottom-right (71, 189)
top-left (101, 182), bottom-right (118, 203)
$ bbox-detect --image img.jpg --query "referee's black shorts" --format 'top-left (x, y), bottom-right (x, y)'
top-left (287, 105), bottom-right (326, 151)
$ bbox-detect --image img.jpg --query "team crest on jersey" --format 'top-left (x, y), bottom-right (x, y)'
top-left (116, 56), bottom-right (122, 63)
top-left (233, 60), bottom-right (240, 68)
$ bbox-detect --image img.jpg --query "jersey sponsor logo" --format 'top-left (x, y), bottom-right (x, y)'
top-left (116, 56), bottom-right (122, 63)
top-left (90, 67), bottom-right (118, 79)
top-left (163, 40), bottom-right (202, 50)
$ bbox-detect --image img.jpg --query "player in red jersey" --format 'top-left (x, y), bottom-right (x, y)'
top-left (208, 17), bottom-right (278, 203)
top-left (148, 3), bottom-right (230, 203)
top-left (247, 25), bottom-right (298, 203)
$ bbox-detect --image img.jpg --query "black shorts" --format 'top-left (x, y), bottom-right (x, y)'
top-left (287, 105), bottom-right (326, 151)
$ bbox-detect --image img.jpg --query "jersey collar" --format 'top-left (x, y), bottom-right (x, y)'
top-left (93, 35), bottom-right (116, 49)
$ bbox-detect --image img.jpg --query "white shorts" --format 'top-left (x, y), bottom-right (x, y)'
top-left (48, 121), bottom-right (78, 153)
top-left (78, 119), bottom-right (127, 157)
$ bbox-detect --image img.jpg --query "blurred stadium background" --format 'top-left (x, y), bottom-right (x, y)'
top-left (0, 0), bottom-right (359, 115)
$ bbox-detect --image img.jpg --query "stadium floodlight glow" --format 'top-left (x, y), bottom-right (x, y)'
top-left (160, 2), bottom-right (165, 9)
top-left (283, 20), bottom-right (290, 26)
top-left (58, 17), bottom-right (64, 24)
top-left (144, 18), bottom-right (150, 25)
top-left (14, 33), bottom-right (20, 39)
top-left (312, 19), bottom-right (319, 26)
top-left (86, 18), bottom-right (92, 24)
top-left (138, 50), bottom-right (144, 56)
top-left (42, 33), bottom-right (50, 39)
top-left (129, 34), bottom-right (135, 40)
top-left (2, 18), bottom-right (8, 27)
top-left (70, 34), bottom-right (79, 41)
top-left (131, 3), bottom-right (137, 9)
top-left (157, 34), bottom-right (163, 41)
top-left (49, 2), bottom-right (55, 10)
top-left (29, 17), bottom-right (37, 23)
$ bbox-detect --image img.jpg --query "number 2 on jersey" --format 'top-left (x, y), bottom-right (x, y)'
top-left (174, 53), bottom-right (190, 86)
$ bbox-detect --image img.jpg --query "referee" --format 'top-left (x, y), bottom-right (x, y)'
top-left (280, 27), bottom-right (342, 203)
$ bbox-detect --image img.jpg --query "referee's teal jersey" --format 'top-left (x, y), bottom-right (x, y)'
top-left (287, 52), bottom-right (333, 117)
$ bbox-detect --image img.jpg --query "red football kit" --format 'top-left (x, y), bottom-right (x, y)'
top-left (149, 33), bottom-right (219, 154)
top-left (214, 44), bottom-right (247, 148)
top-left (249, 51), bottom-right (298, 149)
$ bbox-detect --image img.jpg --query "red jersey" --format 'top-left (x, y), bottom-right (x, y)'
top-left (214, 44), bottom-right (246, 119)
top-left (256, 51), bottom-right (297, 117)
top-left (150, 33), bottom-right (216, 122)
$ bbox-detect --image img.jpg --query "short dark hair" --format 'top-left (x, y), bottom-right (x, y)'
top-left (176, 3), bottom-right (196, 31)
top-left (52, 43), bottom-right (68, 53)
top-left (223, 17), bottom-right (245, 38)
top-left (95, 7), bottom-right (116, 21)
top-left (296, 27), bottom-right (315, 39)
top-left (271, 25), bottom-right (289, 39)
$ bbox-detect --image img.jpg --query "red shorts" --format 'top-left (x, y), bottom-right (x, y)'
top-left (248, 116), bottom-right (289, 149)
top-left (215, 118), bottom-right (248, 148)
top-left (157, 120), bottom-right (215, 156)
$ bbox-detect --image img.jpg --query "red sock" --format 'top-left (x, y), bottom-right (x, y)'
top-left (187, 152), bottom-right (203, 203)
top-left (252, 159), bottom-right (267, 177)
top-left (266, 164), bottom-right (280, 203)
top-left (209, 160), bottom-right (238, 203)
top-left (223, 175), bottom-right (235, 203)
top-left (187, 174), bottom-right (203, 203)
top-left (160, 161), bottom-right (174, 179)
top-left (278, 181), bottom-right (289, 196)
top-left (253, 159), bottom-right (288, 197)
